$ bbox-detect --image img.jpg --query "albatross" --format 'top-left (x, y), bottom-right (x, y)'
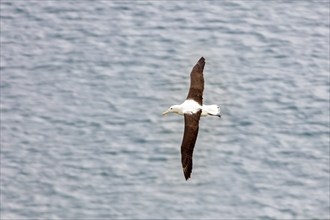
top-left (162, 57), bottom-right (221, 180)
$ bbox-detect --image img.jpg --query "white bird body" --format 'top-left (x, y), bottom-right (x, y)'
top-left (163, 99), bottom-right (221, 117)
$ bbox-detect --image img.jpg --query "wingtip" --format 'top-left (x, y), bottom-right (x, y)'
top-left (184, 173), bottom-right (191, 181)
top-left (183, 162), bottom-right (192, 181)
top-left (196, 57), bottom-right (205, 68)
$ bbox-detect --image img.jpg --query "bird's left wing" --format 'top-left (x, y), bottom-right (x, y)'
top-left (181, 110), bottom-right (202, 180)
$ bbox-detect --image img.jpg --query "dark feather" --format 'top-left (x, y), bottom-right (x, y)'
top-left (181, 110), bottom-right (202, 180)
top-left (186, 57), bottom-right (205, 105)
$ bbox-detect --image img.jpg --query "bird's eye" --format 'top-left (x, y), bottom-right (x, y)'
top-left (170, 108), bottom-right (173, 110)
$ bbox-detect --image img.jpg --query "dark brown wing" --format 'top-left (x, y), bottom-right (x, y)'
top-left (181, 110), bottom-right (202, 180)
top-left (186, 57), bottom-right (205, 105)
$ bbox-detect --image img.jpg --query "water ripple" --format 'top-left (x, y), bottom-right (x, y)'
top-left (1, 1), bottom-right (329, 219)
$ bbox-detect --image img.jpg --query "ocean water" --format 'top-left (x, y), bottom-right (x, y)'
top-left (1, 1), bottom-right (329, 219)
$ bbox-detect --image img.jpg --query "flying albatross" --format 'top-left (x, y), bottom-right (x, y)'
top-left (162, 57), bottom-right (221, 180)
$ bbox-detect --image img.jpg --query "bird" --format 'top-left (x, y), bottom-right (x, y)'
top-left (162, 57), bottom-right (221, 180)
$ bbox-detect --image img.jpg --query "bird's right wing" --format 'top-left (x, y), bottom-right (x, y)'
top-left (186, 57), bottom-right (205, 105)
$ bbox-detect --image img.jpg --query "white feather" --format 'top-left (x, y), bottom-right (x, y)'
top-left (163, 99), bottom-right (221, 117)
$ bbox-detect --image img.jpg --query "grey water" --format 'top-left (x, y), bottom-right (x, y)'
top-left (1, 1), bottom-right (329, 219)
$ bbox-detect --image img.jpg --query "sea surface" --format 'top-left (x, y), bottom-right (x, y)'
top-left (1, 1), bottom-right (329, 219)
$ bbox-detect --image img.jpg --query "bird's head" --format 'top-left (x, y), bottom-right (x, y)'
top-left (162, 105), bottom-right (181, 116)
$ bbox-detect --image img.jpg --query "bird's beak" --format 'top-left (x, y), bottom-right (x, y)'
top-left (162, 110), bottom-right (169, 116)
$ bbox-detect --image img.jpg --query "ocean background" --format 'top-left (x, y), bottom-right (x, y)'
top-left (1, 1), bottom-right (329, 219)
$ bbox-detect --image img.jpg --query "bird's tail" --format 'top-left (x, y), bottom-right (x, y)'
top-left (202, 105), bottom-right (221, 117)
